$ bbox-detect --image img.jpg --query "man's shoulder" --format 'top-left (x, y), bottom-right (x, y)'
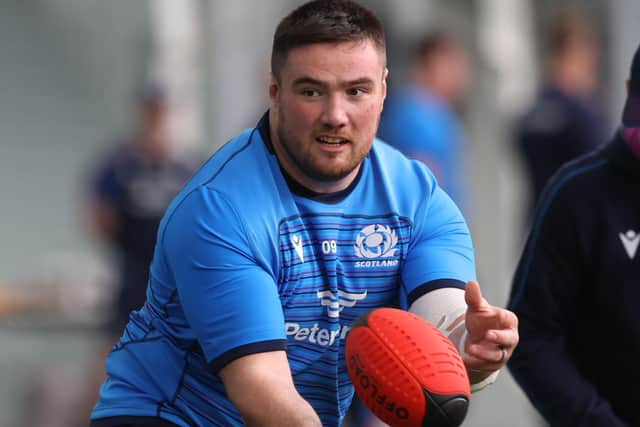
top-left (160, 127), bottom-right (285, 230)
top-left (370, 140), bottom-right (437, 182)
top-left (366, 140), bottom-right (447, 215)
top-left (94, 138), bottom-right (136, 169)
top-left (193, 128), bottom-right (272, 189)
top-left (534, 147), bottom-right (609, 215)
top-left (371, 138), bottom-right (414, 162)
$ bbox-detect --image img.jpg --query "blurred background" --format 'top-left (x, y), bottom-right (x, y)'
top-left (0, 1), bottom-right (638, 426)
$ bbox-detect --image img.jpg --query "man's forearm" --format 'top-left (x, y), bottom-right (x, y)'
top-left (240, 394), bottom-right (321, 427)
top-left (220, 351), bottom-right (322, 427)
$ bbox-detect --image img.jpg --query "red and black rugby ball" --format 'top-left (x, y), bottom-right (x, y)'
top-left (346, 308), bottom-right (470, 427)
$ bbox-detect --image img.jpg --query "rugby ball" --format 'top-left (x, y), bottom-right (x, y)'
top-left (346, 308), bottom-right (470, 427)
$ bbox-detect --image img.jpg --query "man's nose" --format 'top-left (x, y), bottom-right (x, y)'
top-left (321, 95), bottom-right (348, 129)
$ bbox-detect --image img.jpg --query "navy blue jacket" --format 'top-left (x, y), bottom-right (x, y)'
top-left (515, 86), bottom-right (608, 218)
top-left (508, 132), bottom-right (640, 426)
top-left (91, 142), bottom-right (198, 331)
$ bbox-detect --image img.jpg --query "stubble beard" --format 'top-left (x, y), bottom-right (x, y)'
top-left (275, 108), bottom-right (376, 184)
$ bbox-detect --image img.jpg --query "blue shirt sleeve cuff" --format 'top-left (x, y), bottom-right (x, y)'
top-left (208, 339), bottom-right (288, 373)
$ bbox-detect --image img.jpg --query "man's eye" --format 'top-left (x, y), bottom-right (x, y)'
top-left (301, 89), bottom-right (321, 97)
top-left (347, 88), bottom-right (367, 96)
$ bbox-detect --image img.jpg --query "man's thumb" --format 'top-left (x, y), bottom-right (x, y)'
top-left (465, 280), bottom-right (484, 310)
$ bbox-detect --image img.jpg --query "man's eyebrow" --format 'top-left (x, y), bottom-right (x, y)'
top-left (291, 77), bottom-right (376, 88)
top-left (292, 77), bottom-right (326, 87)
top-left (345, 77), bottom-right (375, 86)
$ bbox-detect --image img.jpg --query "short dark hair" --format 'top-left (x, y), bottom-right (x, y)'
top-left (547, 11), bottom-right (596, 58)
top-left (271, 0), bottom-right (386, 80)
top-left (414, 32), bottom-right (462, 65)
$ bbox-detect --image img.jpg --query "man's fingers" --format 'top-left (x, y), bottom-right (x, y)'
top-left (496, 307), bottom-right (519, 329)
top-left (467, 300), bottom-right (518, 331)
top-left (462, 282), bottom-right (520, 374)
top-left (481, 328), bottom-right (519, 349)
top-left (477, 306), bottom-right (519, 329)
top-left (466, 345), bottom-right (506, 363)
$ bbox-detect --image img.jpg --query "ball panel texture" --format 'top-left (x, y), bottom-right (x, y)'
top-left (347, 327), bottom-right (427, 427)
top-left (346, 308), bottom-right (470, 427)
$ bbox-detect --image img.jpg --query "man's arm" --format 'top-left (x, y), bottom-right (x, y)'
top-left (507, 172), bottom-right (629, 426)
top-left (219, 351), bottom-right (321, 427)
top-left (508, 316), bottom-right (628, 427)
top-left (88, 158), bottom-right (122, 242)
top-left (88, 200), bottom-right (120, 241)
top-left (164, 188), bottom-right (320, 425)
top-left (409, 282), bottom-right (519, 391)
top-left (508, 265), bottom-right (629, 426)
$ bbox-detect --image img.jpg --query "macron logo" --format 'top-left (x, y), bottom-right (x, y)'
top-left (291, 234), bottom-right (304, 263)
top-left (619, 230), bottom-right (640, 259)
top-left (317, 289), bottom-right (367, 318)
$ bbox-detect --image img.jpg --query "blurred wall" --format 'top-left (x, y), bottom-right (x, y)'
top-left (609, 0), bottom-right (640, 121)
top-left (201, 0), bottom-right (293, 151)
top-left (0, 2), bottom-right (151, 426)
top-left (0, 0), bottom-right (151, 282)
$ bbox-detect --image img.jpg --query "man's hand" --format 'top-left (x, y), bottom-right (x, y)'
top-left (463, 280), bottom-right (519, 377)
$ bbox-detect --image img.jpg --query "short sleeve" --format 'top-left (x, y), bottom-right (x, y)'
top-left (162, 187), bottom-right (286, 371)
top-left (402, 184), bottom-right (476, 305)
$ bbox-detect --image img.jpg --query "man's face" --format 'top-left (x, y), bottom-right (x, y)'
top-left (270, 40), bottom-right (388, 192)
top-left (140, 101), bottom-right (170, 152)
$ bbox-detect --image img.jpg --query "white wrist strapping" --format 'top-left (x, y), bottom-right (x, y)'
top-left (469, 369), bottom-right (499, 393)
top-left (409, 288), bottom-right (499, 393)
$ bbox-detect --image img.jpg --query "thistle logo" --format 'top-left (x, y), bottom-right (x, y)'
top-left (354, 224), bottom-right (400, 268)
top-left (354, 224), bottom-right (398, 258)
top-left (317, 289), bottom-right (368, 318)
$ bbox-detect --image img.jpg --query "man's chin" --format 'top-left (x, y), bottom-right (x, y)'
top-left (306, 164), bottom-right (358, 183)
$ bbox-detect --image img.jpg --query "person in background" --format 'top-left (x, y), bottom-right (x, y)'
top-left (508, 43), bottom-right (640, 426)
top-left (514, 11), bottom-right (608, 220)
top-left (77, 83), bottom-right (199, 427)
top-left (88, 83), bottom-right (198, 336)
top-left (378, 32), bottom-right (471, 211)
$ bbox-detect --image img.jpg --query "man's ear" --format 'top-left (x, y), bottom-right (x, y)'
top-left (627, 79), bottom-right (631, 95)
top-left (269, 75), bottom-right (280, 104)
top-left (381, 67), bottom-right (389, 112)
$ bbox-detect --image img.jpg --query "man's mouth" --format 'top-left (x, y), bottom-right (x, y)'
top-left (317, 136), bottom-right (349, 145)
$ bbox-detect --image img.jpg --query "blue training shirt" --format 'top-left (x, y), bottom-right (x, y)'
top-left (91, 113), bottom-right (476, 427)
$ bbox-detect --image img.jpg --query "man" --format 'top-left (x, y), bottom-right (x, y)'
top-left (91, 2), bottom-right (518, 426)
top-left (89, 83), bottom-right (197, 335)
top-left (514, 11), bottom-right (608, 221)
top-left (378, 32), bottom-right (471, 209)
top-left (508, 44), bottom-right (640, 426)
